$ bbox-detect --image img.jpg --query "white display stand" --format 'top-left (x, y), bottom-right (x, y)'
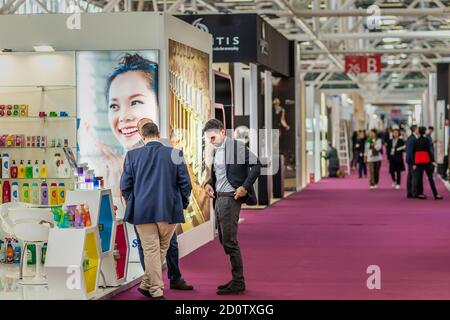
top-left (45, 189), bottom-right (126, 299)
top-left (65, 189), bottom-right (116, 255)
top-left (45, 226), bottom-right (101, 300)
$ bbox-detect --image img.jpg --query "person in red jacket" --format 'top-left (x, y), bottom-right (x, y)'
top-left (412, 126), bottom-right (443, 200)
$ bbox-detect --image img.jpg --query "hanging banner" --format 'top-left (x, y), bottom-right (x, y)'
top-left (436, 100), bottom-right (445, 164)
top-left (345, 55), bottom-right (381, 74)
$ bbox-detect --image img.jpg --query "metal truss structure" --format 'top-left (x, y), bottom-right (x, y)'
top-left (1, 0), bottom-right (449, 102)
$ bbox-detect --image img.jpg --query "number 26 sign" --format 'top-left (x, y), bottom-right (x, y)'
top-left (345, 55), bottom-right (381, 74)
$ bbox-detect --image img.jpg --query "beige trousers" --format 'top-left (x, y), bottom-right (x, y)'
top-left (135, 222), bottom-right (177, 297)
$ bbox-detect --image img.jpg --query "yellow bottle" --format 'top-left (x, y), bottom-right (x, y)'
top-left (18, 160), bottom-right (25, 179)
top-left (50, 183), bottom-right (58, 206)
top-left (40, 160), bottom-right (47, 179)
top-left (21, 183), bottom-right (30, 203)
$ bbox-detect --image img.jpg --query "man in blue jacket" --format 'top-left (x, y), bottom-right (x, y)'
top-left (406, 125), bottom-right (418, 198)
top-left (121, 122), bottom-right (192, 300)
top-left (133, 118), bottom-right (194, 292)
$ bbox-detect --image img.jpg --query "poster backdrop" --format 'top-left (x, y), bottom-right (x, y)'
top-left (76, 50), bottom-right (159, 199)
top-left (169, 39), bottom-right (212, 233)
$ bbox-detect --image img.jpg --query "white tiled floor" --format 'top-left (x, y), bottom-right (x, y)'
top-left (0, 262), bottom-right (143, 300)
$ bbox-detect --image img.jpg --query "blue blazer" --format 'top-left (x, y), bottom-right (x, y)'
top-left (406, 134), bottom-right (417, 166)
top-left (120, 141), bottom-right (192, 225)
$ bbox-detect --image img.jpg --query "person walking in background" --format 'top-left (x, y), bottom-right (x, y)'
top-left (405, 125), bottom-right (418, 198)
top-left (204, 119), bottom-right (261, 295)
top-left (120, 122), bottom-right (192, 300)
top-left (386, 128), bottom-right (406, 189)
top-left (351, 131), bottom-right (358, 170)
top-left (132, 118), bottom-right (194, 292)
top-left (355, 130), bottom-right (367, 178)
top-left (412, 126), bottom-right (443, 200)
top-left (365, 129), bottom-right (383, 189)
top-left (323, 142), bottom-right (340, 177)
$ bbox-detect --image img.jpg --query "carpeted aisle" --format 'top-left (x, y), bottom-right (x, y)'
top-left (111, 162), bottom-right (450, 300)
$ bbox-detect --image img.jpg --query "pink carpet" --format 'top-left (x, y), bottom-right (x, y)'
top-left (111, 163), bottom-right (450, 300)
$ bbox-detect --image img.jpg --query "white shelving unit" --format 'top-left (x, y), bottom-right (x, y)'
top-left (65, 189), bottom-right (116, 255)
top-left (0, 52), bottom-right (78, 200)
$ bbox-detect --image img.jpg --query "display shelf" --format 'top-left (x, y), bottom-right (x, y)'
top-left (45, 227), bottom-right (101, 300)
top-left (0, 147), bottom-right (76, 149)
top-left (66, 189), bottom-right (115, 255)
top-left (0, 85), bottom-right (75, 89)
top-left (100, 220), bottom-right (129, 287)
top-left (0, 177), bottom-right (74, 180)
top-left (0, 117), bottom-right (76, 122)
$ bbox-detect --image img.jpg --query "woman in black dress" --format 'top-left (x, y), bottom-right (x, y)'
top-left (386, 128), bottom-right (406, 189)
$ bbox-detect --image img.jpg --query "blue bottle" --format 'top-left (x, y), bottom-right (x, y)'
top-left (13, 239), bottom-right (21, 264)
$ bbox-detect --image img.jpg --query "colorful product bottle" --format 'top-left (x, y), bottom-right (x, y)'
top-left (13, 239), bottom-right (21, 264)
top-left (25, 160), bottom-right (33, 179)
top-left (41, 243), bottom-right (47, 264)
top-left (41, 181), bottom-right (48, 206)
top-left (22, 183), bottom-right (30, 203)
top-left (50, 183), bottom-right (58, 206)
top-left (2, 180), bottom-right (11, 203)
top-left (10, 160), bottom-right (18, 179)
top-left (40, 160), bottom-right (47, 178)
top-left (26, 244), bottom-right (36, 265)
top-left (11, 182), bottom-right (19, 202)
top-left (5, 238), bottom-right (14, 264)
top-left (18, 160), bottom-right (25, 179)
top-left (58, 183), bottom-right (66, 205)
top-left (2, 153), bottom-right (10, 179)
top-left (81, 204), bottom-right (92, 227)
top-left (31, 182), bottom-right (40, 205)
top-left (33, 160), bottom-right (40, 179)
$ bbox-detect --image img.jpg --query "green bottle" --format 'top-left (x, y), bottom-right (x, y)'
top-left (22, 183), bottom-right (30, 203)
top-left (25, 160), bottom-right (33, 179)
top-left (41, 243), bottom-right (47, 264)
top-left (26, 244), bottom-right (36, 265)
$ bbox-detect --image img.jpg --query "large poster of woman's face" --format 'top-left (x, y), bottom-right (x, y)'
top-left (76, 51), bottom-right (159, 199)
top-left (169, 40), bottom-right (211, 233)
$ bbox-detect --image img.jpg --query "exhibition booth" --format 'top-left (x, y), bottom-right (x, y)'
top-left (0, 12), bottom-right (213, 300)
top-left (178, 13), bottom-right (303, 205)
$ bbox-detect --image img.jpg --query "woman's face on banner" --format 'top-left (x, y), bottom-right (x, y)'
top-left (108, 71), bottom-right (159, 150)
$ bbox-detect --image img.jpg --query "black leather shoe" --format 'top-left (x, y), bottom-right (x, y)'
top-left (435, 195), bottom-right (443, 200)
top-left (217, 284), bottom-right (246, 295)
top-left (137, 287), bottom-right (151, 298)
top-left (170, 279), bottom-right (194, 290)
top-left (217, 281), bottom-right (232, 290)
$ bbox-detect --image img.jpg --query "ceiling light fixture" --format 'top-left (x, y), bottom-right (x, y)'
top-left (33, 45), bottom-right (55, 52)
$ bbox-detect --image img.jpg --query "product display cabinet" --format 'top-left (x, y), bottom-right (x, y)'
top-left (45, 189), bottom-right (119, 299)
top-left (65, 189), bottom-right (115, 254)
top-left (45, 226), bottom-right (101, 300)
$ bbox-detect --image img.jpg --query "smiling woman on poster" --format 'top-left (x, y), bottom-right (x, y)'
top-left (77, 51), bottom-right (159, 198)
